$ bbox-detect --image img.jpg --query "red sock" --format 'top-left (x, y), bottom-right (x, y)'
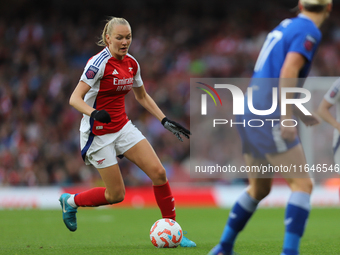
top-left (153, 181), bottom-right (176, 220)
top-left (74, 187), bottom-right (109, 207)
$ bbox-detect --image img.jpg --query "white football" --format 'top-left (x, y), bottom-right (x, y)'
top-left (149, 218), bottom-right (183, 248)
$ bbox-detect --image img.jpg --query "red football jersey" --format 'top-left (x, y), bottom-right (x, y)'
top-left (79, 47), bottom-right (143, 135)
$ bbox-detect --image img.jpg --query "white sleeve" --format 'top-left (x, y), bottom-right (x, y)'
top-left (80, 51), bottom-right (108, 87)
top-left (133, 60), bottom-right (143, 88)
top-left (324, 78), bottom-right (340, 105)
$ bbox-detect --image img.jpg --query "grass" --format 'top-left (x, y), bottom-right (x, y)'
top-left (0, 207), bottom-right (339, 254)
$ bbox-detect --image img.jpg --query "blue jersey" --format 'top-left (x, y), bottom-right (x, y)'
top-left (245, 14), bottom-right (321, 118)
top-left (238, 14), bottom-right (322, 158)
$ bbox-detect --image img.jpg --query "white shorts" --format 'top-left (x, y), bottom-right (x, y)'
top-left (80, 120), bottom-right (145, 168)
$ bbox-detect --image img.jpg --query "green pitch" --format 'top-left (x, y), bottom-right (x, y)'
top-left (0, 207), bottom-right (338, 254)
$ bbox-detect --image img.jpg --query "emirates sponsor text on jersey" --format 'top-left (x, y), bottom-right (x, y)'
top-left (113, 77), bottom-right (134, 85)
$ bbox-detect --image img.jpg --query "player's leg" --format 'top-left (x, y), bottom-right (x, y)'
top-left (77, 164), bottom-right (126, 205)
top-left (116, 122), bottom-right (175, 219)
top-left (60, 163), bottom-right (125, 231)
top-left (209, 154), bottom-right (272, 255)
top-left (333, 143), bottom-right (340, 200)
top-left (123, 138), bottom-right (196, 247)
top-left (266, 144), bottom-right (313, 255)
top-left (124, 139), bottom-right (175, 218)
top-left (59, 140), bottom-right (125, 231)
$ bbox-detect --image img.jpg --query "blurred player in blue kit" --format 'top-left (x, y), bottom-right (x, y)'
top-left (209, 0), bottom-right (332, 254)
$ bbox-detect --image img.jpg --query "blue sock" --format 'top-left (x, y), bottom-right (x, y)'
top-left (282, 192), bottom-right (310, 255)
top-left (220, 191), bottom-right (259, 252)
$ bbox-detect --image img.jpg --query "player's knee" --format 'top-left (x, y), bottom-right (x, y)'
top-left (298, 179), bottom-right (313, 194)
top-left (289, 178), bottom-right (313, 194)
top-left (257, 188), bottom-right (271, 200)
top-left (105, 190), bottom-right (125, 204)
top-left (305, 181), bottom-right (313, 194)
top-left (151, 166), bottom-right (167, 184)
top-left (251, 185), bottom-right (271, 200)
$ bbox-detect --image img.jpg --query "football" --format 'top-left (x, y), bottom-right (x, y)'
top-left (149, 218), bottom-right (183, 248)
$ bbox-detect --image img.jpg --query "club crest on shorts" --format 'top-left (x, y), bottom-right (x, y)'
top-left (85, 65), bottom-right (99, 79)
top-left (97, 158), bottom-right (105, 165)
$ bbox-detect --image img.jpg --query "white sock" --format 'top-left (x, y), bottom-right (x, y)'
top-left (67, 194), bottom-right (78, 208)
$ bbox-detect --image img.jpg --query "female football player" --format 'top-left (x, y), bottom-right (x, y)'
top-left (317, 78), bottom-right (340, 194)
top-left (59, 17), bottom-right (195, 247)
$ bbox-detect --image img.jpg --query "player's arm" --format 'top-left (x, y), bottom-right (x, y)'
top-left (317, 99), bottom-right (340, 132)
top-left (132, 85), bottom-right (165, 121)
top-left (279, 52), bottom-right (306, 141)
top-left (279, 52), bottom-right (306, 117)
top-left (280, 53), bottom-right (320, 128)
top-left (132, 85), bottom-right (191, 141)
top-left (70, 81), bottom-right (111, 123)
top-left (70, 81), bottom-right (94, 116)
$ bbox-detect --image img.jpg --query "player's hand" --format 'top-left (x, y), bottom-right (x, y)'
top-left (91, 109), bottom-right (111, 124)
top-left (294, 107), bottom-right (320, 127)
top-left (298, 114), bottom-right (320, 127)
top-left (161, 117), bottom-right (191, 142)
top-left (280, 119), bottom-right (297, 142)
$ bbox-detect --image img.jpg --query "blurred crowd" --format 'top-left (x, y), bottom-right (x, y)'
top-left (1, 0), bottom-right (340, 186)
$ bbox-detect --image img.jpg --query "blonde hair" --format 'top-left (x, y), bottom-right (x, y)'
top-left (97, 17), bottom-right (130, 47)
